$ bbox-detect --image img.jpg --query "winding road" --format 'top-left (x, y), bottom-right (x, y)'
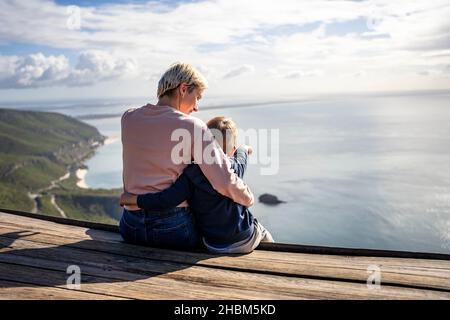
top-left (27, 172), bottom-right (70, 218)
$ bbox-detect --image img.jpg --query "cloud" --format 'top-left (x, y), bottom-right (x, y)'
top-left (284, 70), bottom-right (324, 79)
top-left (417, 70), bottom-right (430, 76)
top-left (0, 53), bottom-right (70, 89)
top-left (0, 51), bottom-right (137, 89)
top-left (0, 0), bottom-right (449, 95)
top-left (67, 50), bottom-right (137, 86)
top-left (222, 64), bottom-right (255, 79)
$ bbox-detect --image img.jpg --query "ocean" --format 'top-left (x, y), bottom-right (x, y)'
top-left (4, 92), bottom-right (450, 254)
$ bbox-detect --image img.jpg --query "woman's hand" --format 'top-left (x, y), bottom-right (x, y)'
top-left (120, 192), bottom-right (138, 207)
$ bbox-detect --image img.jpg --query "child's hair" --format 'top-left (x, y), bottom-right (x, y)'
top-left (207, 116), bottom-right (237, 155)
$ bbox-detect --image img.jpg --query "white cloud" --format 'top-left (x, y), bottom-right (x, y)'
top-left (0, 0), bottom-right (449, 97)
top-left (222, 64), bottom-right (255, 79)
top-left (284, 70), bottom-right (324, 79)
top-left (0, 53), bottom-right (70, 89)
top-left (0, 51), bottom-right (137, 89)
top-left (68, 50), bottom-right (137, 86)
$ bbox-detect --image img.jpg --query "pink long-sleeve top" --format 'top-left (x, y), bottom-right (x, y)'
top-left (121, 103), bottom-right (254, 211)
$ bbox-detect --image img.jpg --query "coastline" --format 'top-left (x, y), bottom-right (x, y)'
top-left (74, 135), bottom-right (114, 190)
top-left (0, 107), bottom-right (122, 223)
top-left (76, 169), bottom-right (89, 189)
top-left (104, 136), bottom-right (119, 145)
top-left (75, 135), bottom-right (119, 190)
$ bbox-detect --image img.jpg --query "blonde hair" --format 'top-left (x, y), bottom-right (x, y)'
top-left (157, 62), bottom-right (208, 98)
top-left (207, 116), bottom-right (237, 155)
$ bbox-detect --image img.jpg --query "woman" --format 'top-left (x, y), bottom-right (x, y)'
top-left (120, 62), bottom-right (254, 250)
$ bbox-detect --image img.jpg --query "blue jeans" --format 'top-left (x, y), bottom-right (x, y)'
top-left (119, 207), bottom-right (201, 250)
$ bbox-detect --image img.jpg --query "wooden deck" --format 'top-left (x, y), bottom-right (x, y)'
top-left (0, 210), bottom-right (449, 300)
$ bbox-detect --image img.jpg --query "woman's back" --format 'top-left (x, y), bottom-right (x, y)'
top-left (121, 103), bottom-right (202, 209)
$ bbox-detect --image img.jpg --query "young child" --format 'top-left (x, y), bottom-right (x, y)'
top-left (120, 116), bottom-right (274, 253)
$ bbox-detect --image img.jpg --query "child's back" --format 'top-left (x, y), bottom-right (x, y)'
top-left (136, 147), bottom-right (257, 247)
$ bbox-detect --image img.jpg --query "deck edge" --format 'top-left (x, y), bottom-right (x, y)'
top-left (1, 207), bottom-right (449, 260)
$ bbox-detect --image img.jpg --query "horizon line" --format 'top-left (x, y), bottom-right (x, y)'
top-left (1, 87), bottom-right (450, 107)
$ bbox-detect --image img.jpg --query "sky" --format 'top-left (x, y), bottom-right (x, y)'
top-left (0, 0), bottom-right (450, 102)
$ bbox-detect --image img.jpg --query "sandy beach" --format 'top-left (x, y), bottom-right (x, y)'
top-left (76, 169), bottom-right (89, 189)
top-left (104, 136), bottom-right (119, 145)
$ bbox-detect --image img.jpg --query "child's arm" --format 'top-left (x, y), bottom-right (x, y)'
top-left (229, 146), bottom-right (249, 179)
top-left (120, 173), bottom-right (193, 211)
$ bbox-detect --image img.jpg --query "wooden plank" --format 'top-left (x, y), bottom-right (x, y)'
top-left (0, 208), bottom-right (119, 232)
top-left (1, 240), bottom-right (448, 300)
top-left (0, 259), bottom-right (298, 300)
top-left (0, 212), bottom-right (121, 242)
top-left (258, 242), bottom-right (450, 260)
top-left (0, 239), bottom-right (306, 300)
top-left (2, 211), bottom-right (450, 268)
top-left (1, 223), bottom-right (449, 293)
top-left (0, 280), bottom-right (127, 300)
top-left (3, 219), bottom-right (450, 272)
top-left (1, 225), bottom-right (449, 292)
top-left (2, 210), bottom-right (450, 260)
top-left (0, 253), bottom-right (306, 300)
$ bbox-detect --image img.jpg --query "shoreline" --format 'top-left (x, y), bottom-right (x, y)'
top-left (76, 169), bottom-right (89, 189)
top-left (74, 135), bottom-right (113, 190)
top-left (75, 135), bottom-right (119, 190)
top-left (104, 136), bottom-right (119, 145)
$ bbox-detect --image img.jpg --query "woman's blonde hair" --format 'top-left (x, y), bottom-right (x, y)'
top-left (157, 62), bottom-right (208, 98)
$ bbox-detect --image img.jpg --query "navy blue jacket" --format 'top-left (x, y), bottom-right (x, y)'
top-left (137, 147), bottom-right (254, 246)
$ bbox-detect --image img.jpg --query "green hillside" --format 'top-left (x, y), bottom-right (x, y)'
top-left (0, 109), bottom-right (101, 156)
top-left (0, 108), bottom-right (121, 224)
